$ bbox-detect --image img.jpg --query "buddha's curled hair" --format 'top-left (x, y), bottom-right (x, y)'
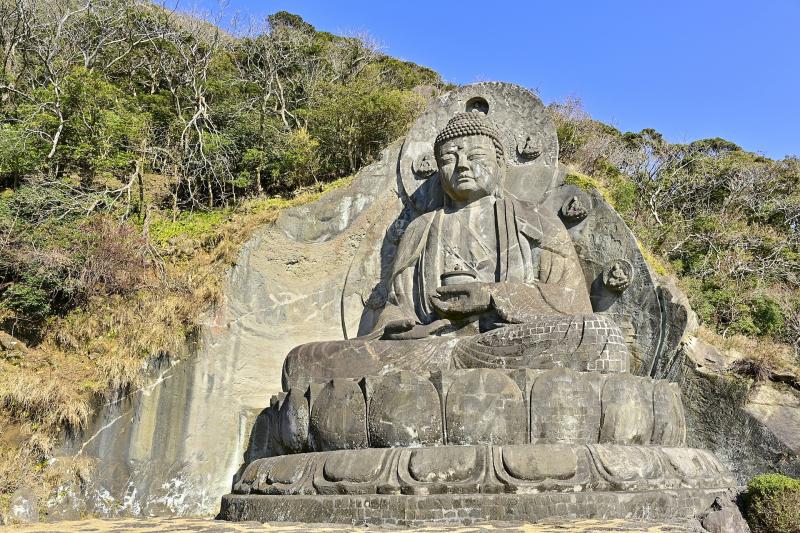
top-left (434, 112), bottom-right (505, 165)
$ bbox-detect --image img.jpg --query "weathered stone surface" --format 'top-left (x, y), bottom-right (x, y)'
top-left (232, 444), bottom-right (734, 498)
top-left (365, 372), bottom-right (443, 447)
top-left (699, 493), bottom-right (750, 533)
top-left (681, 337), bottom-right (800, 482)
top-left (743, 383), bottom-right (800, 455)
top-left (260, 369), bottom-right (693, 453)
top-left (261, 454), bottom-right (307, 486)
top-left (661, 448), bottom-right (733, 487)
top-left (220, 489), bottom-right (732, 525)
top-left (45, 482), bottom-right (83, 522)
top-left (235, 453), bottom-right (313, 495)
top-left (277, 388), bottom-right (309, 454)
top-left (309, 379), bottom-right (368, 451)
top-left (599, 374), bottom-right (654, 445)
top-left (701, 508), bottom-right (750, 533)
top-left (683, 337), bottom-right (739, 376)
top-left (652, 380), bottom-right (687, 446)
top-left (531, 368), bottom-right (600, 444)
top-left (443, 369), bottom-right (526, 445)
top-left (322, 448), bottom-right (386, 483)
top-left (501, 444), bottom-right (577, 481)
top-left (589, 445), bottom-right (666, 489)
top-left (408, 446), bottom-right (479, 484)
top-left (451, 315), bottom-right (630, 373)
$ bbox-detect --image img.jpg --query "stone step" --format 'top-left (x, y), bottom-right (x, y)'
top-left (220, 490), bottom-right (733, 526)
top-left (224, 443), bottom-right (736, 525)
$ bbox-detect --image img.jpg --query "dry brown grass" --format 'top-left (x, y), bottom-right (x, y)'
top-left (0, 177), bottom-right (352, 519)
top-left (696, 326), bottom-right (800, 385)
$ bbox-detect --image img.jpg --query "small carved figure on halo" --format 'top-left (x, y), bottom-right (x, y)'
top-left (605, 261), bottom-right (631, 293)
top-left (562, 195), bottom-right (589, 221)
top-left (517, 134), bottom-right (542, 160)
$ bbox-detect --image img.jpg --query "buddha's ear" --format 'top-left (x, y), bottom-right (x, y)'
top-left (496, 151), bottom-right (508, 171)
top-left (495, 162), bottom-right (508, 193)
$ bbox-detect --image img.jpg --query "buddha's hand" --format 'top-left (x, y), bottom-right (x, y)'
top-left (380, 318), bottom-right (452, 340)
top-left (429, 282), bottom-right (491, 318)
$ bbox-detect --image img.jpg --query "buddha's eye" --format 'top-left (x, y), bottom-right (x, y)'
top-left (468, 152), bottom-right (487, 161)
top-left (440, 154), bottom-right (456, 164)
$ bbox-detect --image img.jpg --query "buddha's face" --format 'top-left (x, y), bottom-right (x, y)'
top-left (436, 135), bottom-right (503, 205)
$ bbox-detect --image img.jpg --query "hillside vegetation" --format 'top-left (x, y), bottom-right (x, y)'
top-left (550, 100), bottom-right (799, 372)
top-left (0, 0), bottom-right (798, 520)
top-left (0, 0), bottom-right (442, 511)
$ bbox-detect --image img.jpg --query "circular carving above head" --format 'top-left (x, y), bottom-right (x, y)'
top-left (399, 83), bottom-right (560, 213)
top-left (603, 259), bottom-right (634, 294)
top-left (465, 96), bottom-right (489, 114)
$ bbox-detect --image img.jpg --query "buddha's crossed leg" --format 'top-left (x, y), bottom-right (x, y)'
top-left (281, 313), bottom-right (629, 392)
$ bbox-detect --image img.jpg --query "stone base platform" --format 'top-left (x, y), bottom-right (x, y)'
top-left (223, 444), bottom-right (735, 525)
top-left (220, 489), bottom-right (730, 525)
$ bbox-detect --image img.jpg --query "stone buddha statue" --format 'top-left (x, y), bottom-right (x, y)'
top-left (282, 111), bottom-right (628, 392)
top-left (223, 84), bottom-right (736, 525)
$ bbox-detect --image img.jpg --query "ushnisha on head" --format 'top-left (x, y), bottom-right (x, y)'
top-left (434, 112), bottom-right (507, 207)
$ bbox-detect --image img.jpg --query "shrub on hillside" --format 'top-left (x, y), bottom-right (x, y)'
top-left (744, 474), bottom-right (800, 533)
top-left (549, 98), bottom-right (800, 354)
top-left (79, 217), bottom-right (151, 297)
top-left (0, 191), bottom-right (152, 339)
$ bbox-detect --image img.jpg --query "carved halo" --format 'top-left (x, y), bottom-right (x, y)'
top-left (398, 83), bottom-right (560, 214)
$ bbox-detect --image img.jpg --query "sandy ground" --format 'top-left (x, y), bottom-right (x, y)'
top-left (2, 517), bottom-right (700, 532)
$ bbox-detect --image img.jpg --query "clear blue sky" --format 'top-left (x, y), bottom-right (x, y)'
top-left (187, 0), bottom-right (799, 159)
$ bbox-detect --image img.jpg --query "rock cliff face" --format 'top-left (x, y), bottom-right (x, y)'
top-left (59, 84), bottom-right (799, 519)
top-left (681, 337), bottom-right (800, 483)
top-left (59, 144), bottom-right (404, 517)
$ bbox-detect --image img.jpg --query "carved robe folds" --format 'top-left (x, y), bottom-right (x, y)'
top-left (282, 196), bottom-right (629, 392)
